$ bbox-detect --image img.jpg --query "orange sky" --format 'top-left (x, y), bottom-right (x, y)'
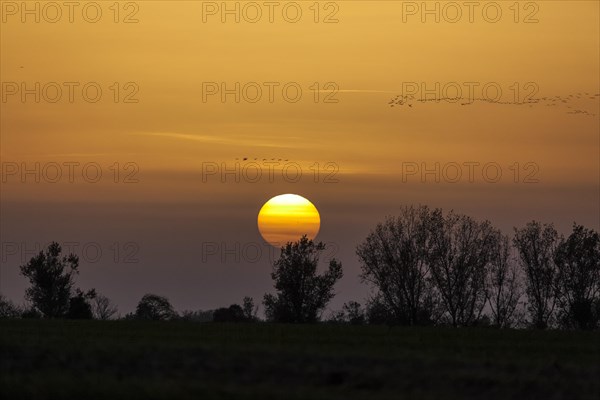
top-left (1, 1), bottom-right (598, 312)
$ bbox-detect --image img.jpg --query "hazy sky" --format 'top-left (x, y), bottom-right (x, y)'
top-left (1, 1), bottom-right (598, 315)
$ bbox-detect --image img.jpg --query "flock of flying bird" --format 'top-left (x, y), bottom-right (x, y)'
top-left (388, 92), bottom-right (600, 116)
top-left (235, 93), bottom-right (598, 162)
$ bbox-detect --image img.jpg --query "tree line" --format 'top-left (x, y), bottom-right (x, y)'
top-left (1, 205), bottom-right (598, 330)
top-left (355, 206), bottom-right (599, 330)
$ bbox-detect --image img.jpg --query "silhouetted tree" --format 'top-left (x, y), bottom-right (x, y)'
top-left (19, 242), bottom-right (79, 318)
top-left (554, 224), bottom-right (600, 329)
top-left (365, 295), bottom-right (394, 325)
top-left (513, 221), bottom-right (559, 329)
top-left (487, 231), bottom-right (522, 328)
top-left (263, 236), bottom-right (343, 323)
top-left (357, 206), bottom-right (439, 325)
top-left (92, 293), bottom-right (118, 320)
top-left (213, 304), bottom-right (246, 322)
top-left (242, 296), bottom-right (258, 321)
top-left (343, 301), bottom-right (365, 325)
top-left (0, 294), bottom-right (21, 318)
top-left (429, 211), bottom-right (495, 327)
top-left (66, 289), bottom-right (96, 319)
top-left (326, 309), bottom-right (347, 324)
top-left (135, 294), bottom-right (177, 320)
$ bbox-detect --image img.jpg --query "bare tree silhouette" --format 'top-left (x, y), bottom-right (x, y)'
top-left (357, 205), bottom-right (440, 325)
top-left (554, 224), bottom-right (600, 329)
top-left (93, 294), bottom-right (119, 320)
top-left (429, 212), bottom-right (495, 327)
top-left (513, 221), bottom-right (559, 329)
top-left (487, 232), bottom-right (522, 328)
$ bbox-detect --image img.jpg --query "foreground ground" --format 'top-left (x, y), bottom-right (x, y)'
top-left (1, 320), bottom-right (598, 399)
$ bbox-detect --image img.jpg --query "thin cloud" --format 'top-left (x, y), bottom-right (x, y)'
top-left (131, 132), bottom-right (303, 149)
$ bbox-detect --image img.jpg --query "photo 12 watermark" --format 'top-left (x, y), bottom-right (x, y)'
top-left (1, 1), bottom-right (140, 23)
top-left (201, 1), bottom-right (339, 24)
top-left (201, 160), bottom-right (339, 183)
top-left (1, 162), bottom-right (140, 184)
top-left (1, 241), bottom-right (140, 264)
top-left (394, 81), bottom-right (539, 104)
top-left (399, 161), bottom-right (540, 183)
top-left (1, 82), bottom-right (140, 104)
top-left (400, 1), bottom-right (540, 24)
top-left (201, 81), bottom-right (339, 104)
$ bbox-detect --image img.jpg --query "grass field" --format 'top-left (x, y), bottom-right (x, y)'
top-left (1, 320), bottom-right (599, 399)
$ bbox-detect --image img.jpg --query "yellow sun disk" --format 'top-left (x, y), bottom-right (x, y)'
top-left (257, 194), bottom-right (320, 247)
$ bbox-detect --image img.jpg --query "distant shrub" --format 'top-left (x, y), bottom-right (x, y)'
top-left (213, 304), bottom-right (246, 322)
top-left (343, 301), bottom-right (365, 325)
top-left (365, 297), bottom-right (395, 325)
top-left (21, 308), bottom-right (42, 319)
top-left (325, 310), bottom-right (347, 324)
top-left (135, 294), bottom-right (177, 321)
top-left (0, 294), bottom-right (22, 319)
top-left (179, 309), bottom-right (214, 322)
top-left (66, 289), bottom-right (96, 319)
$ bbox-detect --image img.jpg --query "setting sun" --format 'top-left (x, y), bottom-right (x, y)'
top-left (257, 194), bottom-right (321, 247)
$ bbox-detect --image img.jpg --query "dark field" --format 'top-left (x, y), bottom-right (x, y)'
top-left (1, 320), bottom-right (598, 400)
